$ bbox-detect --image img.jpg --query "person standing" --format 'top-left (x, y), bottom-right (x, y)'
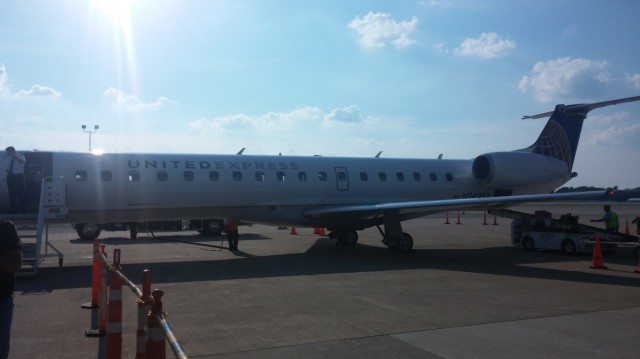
top-left (4, 147), bottom-right (26, 213)
top-left (590, 205), bottom-right (619, 233)
top-left (225, 220), bottom-right (239, 251)
top-left (0, 220), bottom-right (22, 359)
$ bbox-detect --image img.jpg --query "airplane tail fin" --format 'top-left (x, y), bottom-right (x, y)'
top-left (521, 96), bottom-right (640, 171)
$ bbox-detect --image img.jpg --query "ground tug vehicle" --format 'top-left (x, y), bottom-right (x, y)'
top-left (489, 209), bottom-right (639, 255)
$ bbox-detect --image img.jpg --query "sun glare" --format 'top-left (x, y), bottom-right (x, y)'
top-left (92, 0), bottom-right (134, 22)
top-left (90, 0), bottom-right (139, 110)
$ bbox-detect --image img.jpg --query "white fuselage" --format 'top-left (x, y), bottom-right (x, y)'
top-left (27, 151), bottom-right (568, 226)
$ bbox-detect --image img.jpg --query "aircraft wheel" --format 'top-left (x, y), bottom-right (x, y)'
top-left (398, 233), bottom-right (414, 252)
top-left (522, 236), bottom-right (535, 251)
top-left (561, 239), bottom-right (576, 254)
top-left (343, 230), bottom-right (359, 245)
top-left (128, 223), bottom-right (138, 240)
top-left (76, 224), bottom-right (101, 240)
top-left (383, 236), bottom-right (398, 250)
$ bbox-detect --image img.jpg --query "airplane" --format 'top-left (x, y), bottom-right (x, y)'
top-left (1, 95), bottom-right (639, 251)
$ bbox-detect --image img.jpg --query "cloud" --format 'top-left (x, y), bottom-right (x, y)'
top-left (433, 43), bottom-right (449, 54)
top-left (0, 64), bottom-right (61, 100)
top-left (14, 85), bottom-right (61, 99)
top-left (323, 105), bottom-right (362, 123)
top-left (0, 64), bottom-right (11, 94)
top-left (347, 12), bottom-right (419, 49)
top-left (104, 87), bottom-right (170, 111)
top-left (189, 107), bottom-right (323, 134)
top-left (587, 122), bottom-right (640, 145)
top-left (627, 73), bottom-right (640, 89)
top-left (454, 32), bottom-right (516, 59)
top-left (518, 57), bottom-right (609, 102)
top-left (419, 0), bottom-right (453, 7)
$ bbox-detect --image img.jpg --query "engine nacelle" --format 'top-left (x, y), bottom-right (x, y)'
top-left (472, 151), bottom-right (570, 188)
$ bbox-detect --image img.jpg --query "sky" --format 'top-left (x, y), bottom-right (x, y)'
top-left (0, 0), bottom-right (639, 189)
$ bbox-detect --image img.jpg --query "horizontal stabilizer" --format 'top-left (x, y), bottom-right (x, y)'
top-left (522, 95), bottom-right (640, 119)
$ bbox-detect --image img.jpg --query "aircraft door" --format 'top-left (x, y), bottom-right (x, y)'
top-left (24, 152), bottom-right (53, 213)
top-left (335, 167), bottom-right (349, 191)
top-left (0, 151), bottom-right (52, 214)
top-left (0, 169), bottom-right (8, 212)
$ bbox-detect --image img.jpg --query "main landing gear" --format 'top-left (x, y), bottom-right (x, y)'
top-left (380, 231), bottom-right (414, 252)
top-left (330, 230), bottom-right (360, 246)
top-left (329, 211), bottom-right (414, 252)
top-left (378, 210), bottom-right (414, 252)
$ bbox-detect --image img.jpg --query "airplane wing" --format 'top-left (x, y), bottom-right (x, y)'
top-left (303, 190), bottom-right (610, 227)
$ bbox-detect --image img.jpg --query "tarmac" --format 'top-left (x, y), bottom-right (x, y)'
top-left (8, 203), bottom-right (640, 358)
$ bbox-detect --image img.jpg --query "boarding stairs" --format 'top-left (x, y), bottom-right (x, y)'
top-left (10, 177), bottom-right (68, 277)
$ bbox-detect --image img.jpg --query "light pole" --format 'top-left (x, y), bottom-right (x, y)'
top-left (82, 124), bottom-right (99, 151)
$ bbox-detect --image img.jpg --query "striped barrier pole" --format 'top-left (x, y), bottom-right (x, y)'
top-left (85, 245), bottom-right (108, 337)
top-left (159, 315), bottom-right (188, 359)
top-left (145, 289), bottom-right (166, 358)
top-left (98, 245), bottom-right (109, 335)
top-left (105, 248), bottom-right (123, 359)
top-left (82, 239), bottom-right (101, 309)
top-left (135, 269), bottom-right (153, 359)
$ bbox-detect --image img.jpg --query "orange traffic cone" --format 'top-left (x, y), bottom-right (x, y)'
top-left (482, 211), bottom-right (488, 225)
top-left (444, 212), bottom-right (450, 224)
top-left (624, 219), bottom-right (629, 235)
top-left (290, 227), bottom-right (298, 235)
top-left (319, 227), bottom-right (326, 236)
top-left (456, 211), bottom-right (462, 224)
top-left (313, 227), bottom-right (320, 234)
top-left (105, 249), bottom-right (123, 359)
top-left (590, 234), bottom-right (607, 269)
top-left (82, 239), bottom-right (101, 309)
top-left (145, 290), bottom-right (166, 359)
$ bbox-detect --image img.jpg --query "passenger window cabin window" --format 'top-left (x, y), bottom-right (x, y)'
top-left (255, 171), bottom-right (265, 182)
top-left (75, 170), bottom-right (87, 182)
top-left (396, 172), bottom-right (404, 181)
top-left (157, 171), bottom-right (168, 182)
top-left (318, 172), bottom-right (328, 181)
top-left (128, 170), bottom-right (140, 182)
top-left (209, 171), bottom-right (220, 181)
top-left (298, 172), bottom-right (307, 181)
top-left (413, 172), bottom-right (421, 181)
top-left (233, 171), bottom-right (242, 181)
top-left (446, 172), bottom-right (453, 182)
top-left (430, 172), bottom-right (437, 181)
top-left (101, 170), bottom-right (112, 182)
top-left (184, 171), bottom-right (195, 181)
top-left (277, 171), bottom-right (286, 182)
top-left (379, 172), bottom-right (387, 181)
top-left (360, 172), bottom-right (368, 181)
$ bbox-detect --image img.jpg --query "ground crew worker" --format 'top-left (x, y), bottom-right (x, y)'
top-left (0, 220), bottom-right (22, 359)
top-left (590, 205), bottom-right (619, 232)
top-left (225, 220), bottom-right (239, 251)
top-left (632, 216), bottom-right (640, 235)
top-left (4, 146), bottom-right (27, 213)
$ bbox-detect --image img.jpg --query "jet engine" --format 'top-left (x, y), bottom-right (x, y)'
top-left (472, 151), bottom-right (570, 188)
